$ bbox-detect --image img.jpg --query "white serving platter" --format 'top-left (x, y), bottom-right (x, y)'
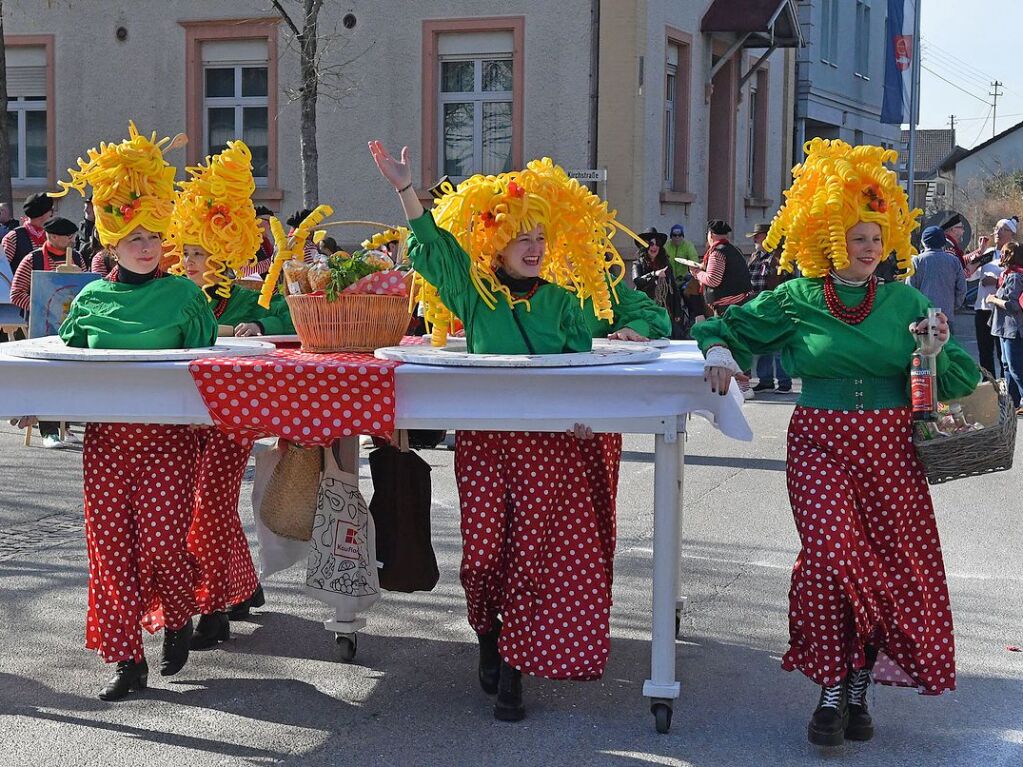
top-left (375, 340), bottom-right (661, 368)
top-left (437, 335), bottom-right (671, 351)
top-left (1, 336), bottom-right (275, 362)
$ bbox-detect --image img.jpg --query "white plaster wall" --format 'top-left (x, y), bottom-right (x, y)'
top-left (954, 128), bottom-right (1023, 205)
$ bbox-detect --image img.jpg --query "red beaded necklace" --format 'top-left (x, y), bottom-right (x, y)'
top-left (212, 296), bottom-right (230, 319)
top-left (510, 281), bottom-right (542, 302)
top-left (823, 273), bottom-right (876, 325)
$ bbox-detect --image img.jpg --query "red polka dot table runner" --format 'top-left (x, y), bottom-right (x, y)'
top-left (189, 349), bottom-right (399, 446)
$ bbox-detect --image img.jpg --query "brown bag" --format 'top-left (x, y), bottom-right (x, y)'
top-left (258, 440), bottom-right (322, 541)
top-left (368, 431), bottom-right (439, 592)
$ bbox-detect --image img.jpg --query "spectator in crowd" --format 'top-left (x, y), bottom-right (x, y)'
top-left (664, 223), bottom-right (698, 279)
top-left (689, 220), bottom-right (753, 316)
top-left (0, 201), bottom-right (17, 230)
top-left (909, 226), bottom-right (966, 335)
top-left (240, 205), bottom-right (275, 277)
top-left (287, 208), bottom-right (319, 263)
top-left (985, 242), bottom-right (1023, 412)
top-left (3, 193), bottom-right (54, 272)
top-left (318, 236), bottom-right (339, 257)
top-left (968, 244), bottom-right (1004, 376)
top-left (968, 217), bottom-right (1018, 268)
top-left (632, 228), bottom-right (687, 338)
top-left (89, 235), bottom-right (114, 277)
top-left (76, 197), bottom-right (97, 263)
top-left (941, 212), bottom-right (966, 267)
top-left (747, 223), bottom-right (792, 392)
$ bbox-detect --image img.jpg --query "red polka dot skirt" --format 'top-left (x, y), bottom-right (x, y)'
top-left (783, 406), bottom-right (956, 694)
top-left (187, 428), bottom-right (260, 614)
top-left (455, 430), bottom-right (622, 681)
top-left (83, 423), bottom-right (199, 663)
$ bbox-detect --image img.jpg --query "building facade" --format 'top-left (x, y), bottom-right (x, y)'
top-left (4, 0), bottom-right (799, 254)
top-left (795, 0), bottom-right (901, 154)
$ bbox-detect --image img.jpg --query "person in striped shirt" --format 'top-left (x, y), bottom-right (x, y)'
top-left (9, 217), bottom-right (85, 314)
top-left (3, 192), bottom-right (54, 272)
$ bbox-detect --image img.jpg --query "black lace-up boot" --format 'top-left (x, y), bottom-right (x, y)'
top-left (493, 660), bottom-right (525, 722)
top-left (807, 682), bottom-right (848, 746)
top-left (160, 618), bottom-right (193, 676)
top-left (98, 659), bottom-right (148, 701)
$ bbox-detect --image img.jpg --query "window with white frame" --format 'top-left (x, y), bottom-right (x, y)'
top-left (6, 46), bottom-right (48, 183)
top-left (664, 45), bottom-right (679, 187)
top-left (202, 39), bottom-right (269, 181)
top-left (820, 0), bottom-right (840, 66)
top-left (855, 0), bottom-right (871, 77)
top-left (437, 32), bottom-right (513, 181)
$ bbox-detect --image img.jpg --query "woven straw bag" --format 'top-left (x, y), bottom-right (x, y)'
top-left (914, 373), bottom-right (1017, 484)
top-left (258, 442), bottom-right (322, 540)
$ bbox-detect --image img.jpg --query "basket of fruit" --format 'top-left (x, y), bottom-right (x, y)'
top-left (913, 371), bottom-right (1017, 484)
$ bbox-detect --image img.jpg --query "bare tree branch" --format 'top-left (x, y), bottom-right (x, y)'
top-left (270, 0), bottom-right (301, 37)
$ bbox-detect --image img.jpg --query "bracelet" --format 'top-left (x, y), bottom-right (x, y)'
top-left (397, 182), bottom-right (413, 194)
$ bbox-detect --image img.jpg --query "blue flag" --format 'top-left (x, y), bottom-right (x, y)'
top-left (881, 0), bottom-right (915, 124)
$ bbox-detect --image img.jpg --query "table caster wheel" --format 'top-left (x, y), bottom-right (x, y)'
top-left (675, 608), bottom-right (682, 638)
top-left (335, 632), bottom-right (357, 662)
top-left (651, 699), bottom-right (673, 734)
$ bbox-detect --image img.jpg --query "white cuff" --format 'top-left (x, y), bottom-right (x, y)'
top-left (704, 345), bottom-right (741, 375)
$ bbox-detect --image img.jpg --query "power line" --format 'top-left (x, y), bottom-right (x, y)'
top-left (920, 45), bottom-right (991, 91)
top-left (971, 106), bottom-right (993, 146)
top-left (921, 64), bottom-right (992, 105)
top-left (922, 36), bottom-right (1023, 103)
top-left (953, 111), bottom-right (1023, 123)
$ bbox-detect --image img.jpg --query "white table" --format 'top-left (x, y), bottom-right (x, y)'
top-left (0, 339), bottom-right (751, 732)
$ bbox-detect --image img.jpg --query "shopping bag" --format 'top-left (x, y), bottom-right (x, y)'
top-left (253, 439), bottom-right (320, 579)
top-left (368, 433), bottom-right (439, 592)
top-left (258, 440), bottom-right (321, 541)
top-left (305, 441), bottom-right (380, 621)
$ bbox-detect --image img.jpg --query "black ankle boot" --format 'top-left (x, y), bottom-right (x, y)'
top-left (161, 618), bottom-right (193, 676)
top-left (228, 584), bottom-right (265, 620)
top-left (99, 658), bottom-right (148, 701)
top-left (845, 667), bottom-right (874, 741)
top-left (477, 621), bottom-right (502, 695)
top-left (190, 611), bottom-right (230, 650)
top-left (807, 682), bottom-right (848, 746)
top-left (493, 660), bottom-right (525, 722)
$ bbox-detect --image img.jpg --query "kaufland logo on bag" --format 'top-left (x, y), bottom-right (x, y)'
top-left (894, 35), bottom-right (912, 71)
top-left (334, 521), bottom-right (361, 560)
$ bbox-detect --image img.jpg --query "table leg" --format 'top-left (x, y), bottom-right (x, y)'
top-left (644, 429), bottom-right (682, 732)
top-left (675, 425), bottom-right (687, 637)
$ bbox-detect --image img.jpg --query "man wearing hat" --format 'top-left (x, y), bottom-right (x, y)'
top-left (747, 223), bottom-right (792, 392)
top-left (9, 215), bottom-right (82, 448)
top-left (941, 212), bottom-right (966, 267)
top-left (690, 220), bottom-right (753, 314)
top-left (910, 225), bottom-right (967, 336)
top-left (3, 192), bottom-right (55, 273)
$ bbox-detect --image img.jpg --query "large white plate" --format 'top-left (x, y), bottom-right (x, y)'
top-left (375, 340), bottom-right (661, 368)
top-left (435, 335), bottom-right (670, 350)
top-left (2, 336), bottom-right (275, 362)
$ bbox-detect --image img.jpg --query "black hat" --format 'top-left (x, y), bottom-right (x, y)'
top-left (43, 216), bottom-right (78, 236)
top-left (745, 223), bottom-right (771, 238)
top-left (639, 228), bottom-right (667, 249)
top-left (428, 175), bottom-right (457, 200)
top-left (23, 192), bottom-right (54, 219)
top-left (254, 205), bottom-right (274, 217)
top-left (286, 208), bottom-right (314, 228)
top-left (940, 212), bottom-right (963, 230)
top-left (708, 219), bottom-right (732, 236)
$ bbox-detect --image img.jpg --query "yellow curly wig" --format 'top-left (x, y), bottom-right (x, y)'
top-left (49, 121), bottom-right (179, 247)
top-left (765, 138), bottom-right (921, 278)
top-left (166, 141), bottom-right (262, 299)
top-left (420, 157), bottom-right (640, 344)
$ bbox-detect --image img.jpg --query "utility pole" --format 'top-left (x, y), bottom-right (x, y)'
top-left (990, 80), bottom-right (1003, 137)
top-left (949, 114), bottom-right (956, 131)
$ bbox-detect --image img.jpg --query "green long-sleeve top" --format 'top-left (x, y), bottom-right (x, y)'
top-left (216, 285), bottom-right (295, 335)
top-left (582, 279), bottom-right (672, 339)
top-left (665, 239), bottom-right (699, 281)
top-left (407, 211), bottom-right (592, 354)
top-left (60, 274), bottom-right (217, 350)
top-left (691, 277), bottom-right (981, 408)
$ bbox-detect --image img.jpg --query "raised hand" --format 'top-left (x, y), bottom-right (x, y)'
top-left (368, 140), bottom-right (413, 191)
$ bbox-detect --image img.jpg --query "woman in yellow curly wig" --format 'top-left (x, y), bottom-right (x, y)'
top-left (52, 122), bottom-right (218, 701)
top-left (167, 140), bottom-right (291, 651)
top-left (693, 138), bottom-right (981, 747)
top-left (370, 139), bottom-right (668, 724)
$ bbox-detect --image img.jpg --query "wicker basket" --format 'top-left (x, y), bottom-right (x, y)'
top-left (914, 374), bottom-right (1017, 484)
top-left (287, 293), bottom-right (411, 353)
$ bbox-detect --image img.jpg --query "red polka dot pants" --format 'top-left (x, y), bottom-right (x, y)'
top-left (783, 407), bottom-right (956, 693)
top-left (188, 428), bottom-right (260, 614)
top-left (455, 431), bottom-right (621, 681)
top-left (83, 423), bottom-right (199, 663)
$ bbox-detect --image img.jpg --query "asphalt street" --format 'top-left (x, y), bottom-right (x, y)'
top-left (0, 378), bottom-right (1020, 766)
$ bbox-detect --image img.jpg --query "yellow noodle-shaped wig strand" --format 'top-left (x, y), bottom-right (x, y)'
top-left (49, 121), bottom-right (178, 246)
top-left (764, 138), bottom-right (920, 278)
